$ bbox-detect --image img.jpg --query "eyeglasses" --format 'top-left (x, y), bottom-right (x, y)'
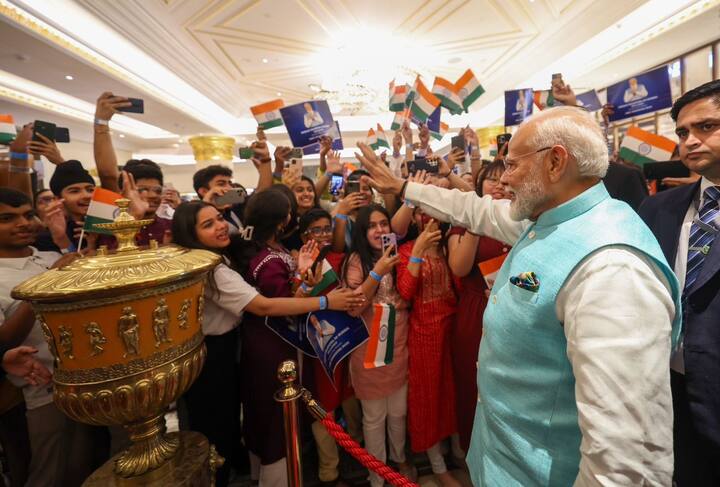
top-left (305, 226), bottom-right (333, 237)
top-left (502, 147), bottom-right (552, 175)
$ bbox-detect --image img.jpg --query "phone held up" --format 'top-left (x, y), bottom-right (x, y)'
top-left (117, 98), bottom-right (144, 114)
top-left (214, 187), bottom-right (248, 207)
top-left (238, 147), bottom-right (254, 159)
top-left (32, 120), bottom-right (56, 143)
top-left (381, 233), bottom-right (397, 258)
top-left (329, 173), bottom-right (344, 196)
top-left (345, 179), bottom-right (361, 195)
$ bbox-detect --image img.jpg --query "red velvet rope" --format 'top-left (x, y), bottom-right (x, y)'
top-left (320, 415), bottom-right (420, 487)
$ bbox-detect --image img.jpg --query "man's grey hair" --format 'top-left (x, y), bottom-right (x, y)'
top-left (523, 106), bottom-right (609, 178)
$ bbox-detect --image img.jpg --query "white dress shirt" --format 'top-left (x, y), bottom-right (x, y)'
top-left (671, 177), bottom-right (716, 373)
top-left (0, 248), bottom-right (60, 410)
top-left (405, 183), bottom-right (675, 486)
top-left (202, 261), bottom-right (259, 336)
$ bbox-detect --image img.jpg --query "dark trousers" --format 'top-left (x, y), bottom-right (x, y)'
top-left (671, 370), bottom-right (720, 486)
top-left (184, 329), bottom-right (241, 487)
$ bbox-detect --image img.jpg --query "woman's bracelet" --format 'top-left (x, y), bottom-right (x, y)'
top-left (319, 295), bottom-right (328, 310)
top-left (369, 270), bottom-right (382, 282)
top-left (409, 256), bottom-right (425, 264)
top-left (335, 213), bottom-right (348, 221)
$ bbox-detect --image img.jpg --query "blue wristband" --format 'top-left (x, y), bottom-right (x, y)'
top-left (409, 256), bottom-right (424, 264)
top-left (9, 152), bottom-right (28, 160)
top-left (369, 270), bottom-right (382, 282)
top-left (319, 295), bottom-right (328, 310)
top-left (335, 213), bottom-right (348, 221)
top-left (404, 199), bottom-right (415, 209)
top-left (300, 282), bottom-right (311, 293)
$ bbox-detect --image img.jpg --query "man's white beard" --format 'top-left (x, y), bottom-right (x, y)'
top-left (508, 165), bottom-right (548, 221)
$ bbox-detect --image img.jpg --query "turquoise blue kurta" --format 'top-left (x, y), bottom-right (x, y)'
top-left (467, 183), bottom-right (681, 486)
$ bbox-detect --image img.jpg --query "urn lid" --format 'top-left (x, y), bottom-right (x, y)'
top-left (12, 199), bottom-right (221, 302)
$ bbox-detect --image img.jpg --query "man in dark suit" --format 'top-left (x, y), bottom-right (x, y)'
top-left (639, 79), bottom-right (720, 486)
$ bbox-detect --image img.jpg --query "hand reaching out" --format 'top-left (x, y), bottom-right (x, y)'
top-left (121, 171), bottom-right (150, 219)
top-left (95, 92), bottom-right (131, 120)
top-left (27, 133), bottom-right (64, 165)
top-left (326, 150), bottom-right (342, 174)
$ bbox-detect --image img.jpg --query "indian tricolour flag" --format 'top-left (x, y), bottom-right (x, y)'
top-left (430, 122), bottom-right (449, 141)
top-left (309, 260), bottom-right (339, 297)
top-left (391, 108), bottom-right (410, 131)
top-left (376, 124), bottom-right (390, 148)
top-left (432, 77), bottom-right (463, 115)
top-left (478, 252), bottom-right (509, 289)
top-left (367, 128), bottom-right (378, 150)
top-left (83, 188), bottom-right (122, 235)
top-left (363, 303), bottom-right (396, 369)
top-left (250, 99), bottom-right (285, 130)
top-left (619, 126), bottom-right (677, 166)
top-left (409, 77), bottom-right (441, 123)
top-left (533, 90), bottom-right (556, 110)
top-left (389, 81), bottom-right (409, 112)
top-left (0, 114), bottom-right (16, 145)
top-left (455, 69), bottom-right (485, 111)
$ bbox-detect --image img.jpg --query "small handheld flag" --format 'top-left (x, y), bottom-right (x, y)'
top-left (409, 77), bottom-right (441, 123)
top-left (0, 114), bottom-right (16, 145)
top-left (83, 188), bottom-right (122, 235)
top-left (363, 303), bottom-right (396, 369)
top-left (250, 99), bottom-right (285, 130)
top-left (533, 90), bottom-right (556, 110)
top-left (309, 260), bottom-right (339, 297)
top-left (619, 126), bottom-right (677, 166)
top-left (391, 108), bottom-right (410, 131)
top-left (478, 252), bottom-right (509, 289)
top-left (455, 69), bottom-right (485, 111)
top-left (366, 128), bottom-right (378, 150)
top-left (376, 124), bottom-right (390, 149)
top-left (432, 77), bottom-right (463, 115)
top-left (389, 81), bottom-right (409, 112)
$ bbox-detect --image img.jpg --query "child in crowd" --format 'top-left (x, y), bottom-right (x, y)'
top-left (172, 199), bottom-right (362, 487)
top-left (298, 208), bottom-right (363, 485)
top-left (342, 204), bottom-right (415, 487)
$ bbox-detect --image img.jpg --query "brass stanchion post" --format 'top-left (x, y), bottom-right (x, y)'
top-left (275, 360), bottom-right (303, 487)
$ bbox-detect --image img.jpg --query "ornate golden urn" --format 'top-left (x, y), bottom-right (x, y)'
top-left (12, 199), bottom-right (222, 485)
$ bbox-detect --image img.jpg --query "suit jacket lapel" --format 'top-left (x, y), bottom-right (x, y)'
top-left (659, 181), bottom-right (699, 266)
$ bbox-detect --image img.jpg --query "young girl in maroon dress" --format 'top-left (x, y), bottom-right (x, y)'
top-left (447, 160), bottom-right (512, 453)
top-left (397, 211), bottom-right (461, 487)
top-left (233, 188), bottom-right (363, 485)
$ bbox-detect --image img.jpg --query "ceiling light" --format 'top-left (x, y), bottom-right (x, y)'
top-left (172, 143), bottom-right (179, 148)
top-left (276, 92), bottom-right (282, 96)
top-left (64, 75), bottom-right (73, 80)
top-left (119, 134), bottom-right (125, 138)
top-left (262, 58), bottom-right (269, 64)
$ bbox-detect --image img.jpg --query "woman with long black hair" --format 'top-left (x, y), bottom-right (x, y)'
top-left (172, 199), bottom-right (362, 487)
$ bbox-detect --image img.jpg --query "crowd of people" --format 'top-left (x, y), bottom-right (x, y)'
top-left (0, 78), bottom-right (719, 487)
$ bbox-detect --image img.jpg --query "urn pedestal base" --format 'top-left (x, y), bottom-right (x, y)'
top-left (83, 431), bottom-right (222, 487)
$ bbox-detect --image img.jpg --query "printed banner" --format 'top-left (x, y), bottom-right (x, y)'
top-left (280, 100), bottom-right (343, 154)
top-left (265, 315), bottom-right (317, 357)
top-left (607, 66), bottom-right (672, 121)
top-left (306, 310), bottom-right (369, 383)
top-left (576, 90), bottom-right (602, 112)
top-left (505, 89), bottom-right (534, 126)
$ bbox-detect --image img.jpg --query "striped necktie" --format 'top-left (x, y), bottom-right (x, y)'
top-left (684, 185), bottom-right (720, 293)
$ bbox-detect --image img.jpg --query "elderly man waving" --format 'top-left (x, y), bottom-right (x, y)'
top-left (356, 106), bottom-right (681, 487)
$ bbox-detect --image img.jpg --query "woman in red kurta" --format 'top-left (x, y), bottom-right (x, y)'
top-left (397, 214), bottom-right (460, 487)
